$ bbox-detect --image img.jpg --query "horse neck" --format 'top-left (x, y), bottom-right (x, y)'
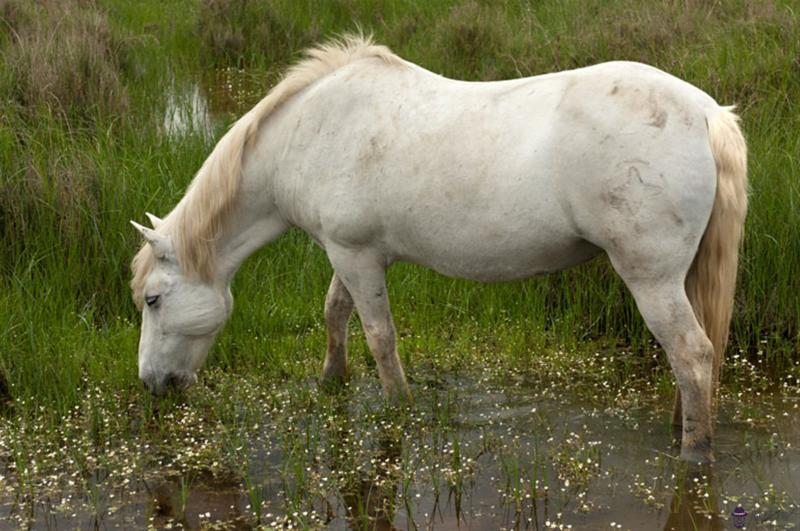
top-left (212, 146), bottom-right (289, 287)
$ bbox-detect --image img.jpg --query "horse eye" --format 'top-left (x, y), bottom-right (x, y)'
top-left (145, 294), bottom-right (160, 307)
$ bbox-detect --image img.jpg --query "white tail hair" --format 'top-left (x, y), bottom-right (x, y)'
top-left (684, 106), bottom-right (748, 413)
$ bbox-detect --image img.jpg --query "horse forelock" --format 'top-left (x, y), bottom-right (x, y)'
top-left (131, 243), bottom-right (154, 309)
top-left (130, 33), bottom-right (401, 305)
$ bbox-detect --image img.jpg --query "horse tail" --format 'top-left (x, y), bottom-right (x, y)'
top-left (685, 106), bottom-right (748, 408)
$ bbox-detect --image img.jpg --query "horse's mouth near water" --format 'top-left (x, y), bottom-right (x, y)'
top-left (143, 372), bottom-right (197, 396)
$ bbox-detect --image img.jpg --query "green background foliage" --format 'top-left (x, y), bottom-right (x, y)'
top-left (1, 0), bottom-right (798, 417)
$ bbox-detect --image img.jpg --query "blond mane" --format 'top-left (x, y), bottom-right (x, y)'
top-left (131, 34), bottom-right (401, 307)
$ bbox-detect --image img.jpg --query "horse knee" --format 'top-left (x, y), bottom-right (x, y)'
top-left (363, 321), bottom-right (396, 356)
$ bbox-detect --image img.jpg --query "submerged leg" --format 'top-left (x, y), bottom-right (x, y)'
top-left (616, 272), bottom-right (715, 462)
top-left (326, 247), bottom-right (411, 402)
top-left (645, 287), bottom-right (713, 461)
top-left (321, 273), bottom-right (354, 385)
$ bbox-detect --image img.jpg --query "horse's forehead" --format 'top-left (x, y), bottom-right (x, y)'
top-left (144, 263), bottom-right (178, 290)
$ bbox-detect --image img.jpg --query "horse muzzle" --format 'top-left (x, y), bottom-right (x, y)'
top-left (141, 371), bottom-right (197, 396)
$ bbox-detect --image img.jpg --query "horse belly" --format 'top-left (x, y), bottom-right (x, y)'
top-left (410, 238), bottom-right (600, 282)
top-left (386, 211), bottom-right (601, 282)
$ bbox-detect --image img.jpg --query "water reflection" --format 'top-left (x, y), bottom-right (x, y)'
top-left (201, 66), bottom-right (266, 116)
top-left (662, 464), bottom-right (722, 531)
top-left (1, 378), bottom-right (797, 530)
top-left (337, 435), bottom-right (400, 531)
top-left (163, 82), bottom-right (214, 140)
top-left (162, 67), bottom-right (266, 140)
top-left (322, 394), bottom-right (402, 531)
top-left (147, 473), bottom-right (250, 530)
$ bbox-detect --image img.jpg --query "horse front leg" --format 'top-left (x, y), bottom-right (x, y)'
top-left (321, 273), bottom-right (354, 385)
top-left (326, 246), bottom-right (412, 403)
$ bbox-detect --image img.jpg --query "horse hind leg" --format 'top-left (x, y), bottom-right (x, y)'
top-left (321, 273), bottom-right (354, 386)
top-left (613, 267), bottom-right (715, 462)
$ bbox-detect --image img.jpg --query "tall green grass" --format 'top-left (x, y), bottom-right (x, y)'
top-left (0, 0), bottom-right (798, 417)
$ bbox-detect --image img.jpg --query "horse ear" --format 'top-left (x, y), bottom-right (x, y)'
top-left (130, 220), bottom-right (173, 260)
top-left (145, 212), bottom-right (163, 229)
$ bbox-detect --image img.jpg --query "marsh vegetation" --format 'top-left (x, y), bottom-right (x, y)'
top-left (1, 0), bottom-right (798, 528)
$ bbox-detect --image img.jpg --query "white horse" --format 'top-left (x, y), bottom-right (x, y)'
top-left (131, 35), bottom-right (747, 462)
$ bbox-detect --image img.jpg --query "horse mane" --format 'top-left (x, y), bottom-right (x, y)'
top-left (131, 33), bottom-right (401, 307)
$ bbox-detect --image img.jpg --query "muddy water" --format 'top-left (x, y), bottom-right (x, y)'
top-left (2, 375), bottom-right (797, 530)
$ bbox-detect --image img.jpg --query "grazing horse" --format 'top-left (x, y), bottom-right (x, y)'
top-left (131, 35), bottom-right (747, 462)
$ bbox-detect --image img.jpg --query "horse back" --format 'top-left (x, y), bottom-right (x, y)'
top-left (264, 59), bottom-right (719, 280)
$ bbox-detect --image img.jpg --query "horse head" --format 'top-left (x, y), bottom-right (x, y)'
top-left (130, 215), bottom-right (232, 395)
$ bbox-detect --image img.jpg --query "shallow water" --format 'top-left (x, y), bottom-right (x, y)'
top-left (162, 67), bottom-right (265, 140)
top-left (163, 81), bottom-right (214, 140)
top-left (2, 373), bottom-right (797, 530)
